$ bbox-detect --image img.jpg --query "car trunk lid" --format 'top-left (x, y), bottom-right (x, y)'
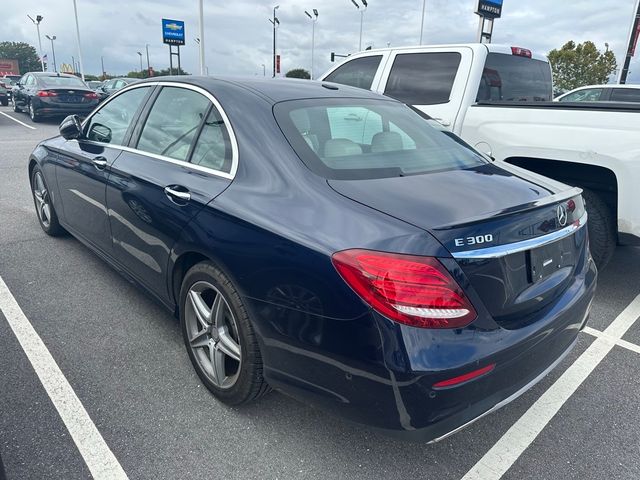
top-left (327, 163), bottom-right (588, 328)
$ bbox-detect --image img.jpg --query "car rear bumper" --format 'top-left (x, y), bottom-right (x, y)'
top-left (254, 252), bottom-right (596, 442)
top-left (33, 98), bottom-right (97, 117)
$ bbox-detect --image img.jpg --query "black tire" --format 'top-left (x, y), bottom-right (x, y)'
top-left (29, 102), bottom-right (41, 123)
top-left (582, 188), bottom-right (616, 270)
top-left (0, 99), bottom-right (7, 107)
top-left (30, 165), bottom-right (65, 236)
top-left (12, 97), bottom-right (21, 112)
top-left (179, 261), bottom-right (270, 405)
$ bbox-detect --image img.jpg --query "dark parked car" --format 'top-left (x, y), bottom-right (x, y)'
top-left (95, 77), bottom-right (139, 101)
top-left (0, 81), bottom-right (8, 106)
top-left (12, 72), bottom-right (99, 122)
top-left (28, 77), bottom-right (596, 441)
top-left (1, 75), bottom-right (21, 100)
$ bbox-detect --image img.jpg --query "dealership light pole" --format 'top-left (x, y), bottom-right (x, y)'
top-left (419, 0), bottom-right (426, 44)
top-left (145, 44), bottom-right (150, 76)
top-left (350, 0), bottom-right (367, 51)
top-left (261, 63), bottom-right (266, 76)
top-left (72, 0), bottom-right (85, 81)
top-left (305, 9), bottom-right (319, 79)
top-left (27, 15), bottom-right (45, 71)
top-left (619, 0), bottom-right (640, 84)
top-left (137, 51), bottom-right (143, 73)
top-left (270, 5), bottom-right (280, 77)
top-left (198, 0), bottom-right (206, 75)
top-left (45, 35), bottom-right (57, 72)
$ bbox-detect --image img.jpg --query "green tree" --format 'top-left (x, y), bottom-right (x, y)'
top-left (285, 68), bottom-right (311, 79)
top-left (0, 41), bottom-right (41, 74)
top-left (548, 41), bottom-right (617, 91)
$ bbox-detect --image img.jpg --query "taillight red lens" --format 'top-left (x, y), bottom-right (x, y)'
top-left (332, 249), bottom-right (477, 329)
top-left (84, 92), bottom-right (98, 99)
top-left (511, 47), bottom-right (532, 58)
top-left (36, 90), bottom-right (57, 97)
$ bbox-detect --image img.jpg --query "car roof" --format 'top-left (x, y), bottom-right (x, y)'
top-left (135, 75), bottom-right (392, 104)
top-left (29, 72), bottom-right (80, 78)
top-left (565, 84), bottom-right (640, 92)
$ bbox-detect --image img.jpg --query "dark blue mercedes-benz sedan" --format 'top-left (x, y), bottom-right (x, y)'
top-left (28, 76), bottom-right (596, 441)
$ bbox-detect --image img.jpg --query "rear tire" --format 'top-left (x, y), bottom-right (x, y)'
top-left (582, 188), bottom-right (615, 270)
top-left (29, 102), bottom-right (41, 123)
top-left (0, 99), bottom-right (7, 107)
top-left (30, 165), bottom-right (65, 236)
top-left (179, 261), bottom-right (270, 405)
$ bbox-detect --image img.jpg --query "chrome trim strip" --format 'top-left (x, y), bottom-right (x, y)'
top-left (451, 211), bottom-right (588, 259)
top-left (78, 81), bottom-right (239, 180)
top-left (427, 336), bottom-right (577, 444)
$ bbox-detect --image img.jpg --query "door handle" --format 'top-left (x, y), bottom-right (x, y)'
top-left (164, 186), bottom-right (191, 203)
top-left (92, 156), bottom-right (108, 170)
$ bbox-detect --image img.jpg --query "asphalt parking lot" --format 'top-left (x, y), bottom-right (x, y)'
top-left (1, 105), bottom-right (639, 480)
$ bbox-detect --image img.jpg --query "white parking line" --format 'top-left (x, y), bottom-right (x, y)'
top-left (0, 275), bottom-right (128, 479)
top-left (461, 294), bottom-right (640, 480)
top-left (583, 325), bottom-right (640, 355)
top-left (0, 110), bottom-right (36, 130)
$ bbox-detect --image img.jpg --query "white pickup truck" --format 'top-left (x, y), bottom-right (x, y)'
top-left (320, 43), bottom-right (640, 268)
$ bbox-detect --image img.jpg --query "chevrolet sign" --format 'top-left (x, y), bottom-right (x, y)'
top-left (162, 18), bottom-right (186, 46)
top-left (475, 0), bottom-right (503, 19)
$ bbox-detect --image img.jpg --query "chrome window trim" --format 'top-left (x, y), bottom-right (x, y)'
top-left (79, 81), bottom-right (239, 180)
top-left (451, 211), bottom-right (588, 260)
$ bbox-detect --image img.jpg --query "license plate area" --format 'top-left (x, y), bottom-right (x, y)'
top-left (528, 237), bottom-right (575, 282)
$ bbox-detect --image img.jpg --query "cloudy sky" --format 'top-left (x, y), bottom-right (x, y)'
top-left (4, 0), bottom-right (640, 82)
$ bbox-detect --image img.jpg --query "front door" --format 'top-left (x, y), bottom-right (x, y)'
top-left (106, 85), bottom-right (236, 300)
top-left (54, 85), bottom-right (153, 253)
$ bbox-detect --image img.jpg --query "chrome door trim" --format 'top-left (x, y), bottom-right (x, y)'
top-left (451, 211), bottom-right (588, 259)
top-left (79, 81), bottom-right (239, 180)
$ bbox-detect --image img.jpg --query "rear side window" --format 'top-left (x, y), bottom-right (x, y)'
top-left (384, 52), bottom-right (461, 105)
top-left (85, 86), bottom-right (150, 145)
top-left (558, 88), bottom-right (603, 102)
top-left (190, 107), bottom-right (234, 173)
top-left (274, 98), bottom-right (486, 180)
top-left (324, 56), bottom-right (382, 90)
top-left (137, 87), bottom-right (210, 161)
top-left (610, 88), bottom-right (640, 103)
top-left (477, 53), bottom-right (552, 102)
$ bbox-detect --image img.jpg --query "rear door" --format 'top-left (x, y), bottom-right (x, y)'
top-left (105, 84), bottom-right (237, 300)
top-left (376, 47), bottom-right (473, 129)
top-left (54, 85), bottom-right (153, 253)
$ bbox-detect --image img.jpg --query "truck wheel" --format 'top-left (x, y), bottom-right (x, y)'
top-left (582, 188), bottom-right (615, 270)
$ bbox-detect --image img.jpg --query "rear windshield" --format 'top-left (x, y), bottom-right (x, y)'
top-left (40, 76), bottom-right (87, 88)
top-left (274, 98), bottom-right (486, 180)
top-left (477, 53), bottom-right (553, 102)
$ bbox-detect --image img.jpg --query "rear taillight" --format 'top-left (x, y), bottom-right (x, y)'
top-left (36, 90), bottom-right (57, 97)
top-left (84, 92), bottom-right (98, 99)
top-left (332, 249), bottom-right (477, 328)
top-left (511, 46), bottom-right (532, 58)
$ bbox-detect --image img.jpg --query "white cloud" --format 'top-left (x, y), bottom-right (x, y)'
top-left (3, 0), bottom-right (639, 82)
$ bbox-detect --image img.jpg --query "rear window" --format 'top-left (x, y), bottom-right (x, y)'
top-left (274, 98), bottom-right (486, 180)
top-left (610, 88), bottom-right (640, 103)
top-left (40, 76), bottom-right (87, 88)
top-left (477, 53), bottom-right (552, 102)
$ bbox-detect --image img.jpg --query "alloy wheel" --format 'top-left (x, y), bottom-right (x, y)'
top-left (185, 281), bottom-right (242, 389)
top-left (29, 102), bottom-right (36, 120)
top-left (32, 171), bottom-right (51, 228)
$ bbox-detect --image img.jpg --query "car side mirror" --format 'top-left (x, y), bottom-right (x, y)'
top-left (59, 115), bottom-right (84, 140)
